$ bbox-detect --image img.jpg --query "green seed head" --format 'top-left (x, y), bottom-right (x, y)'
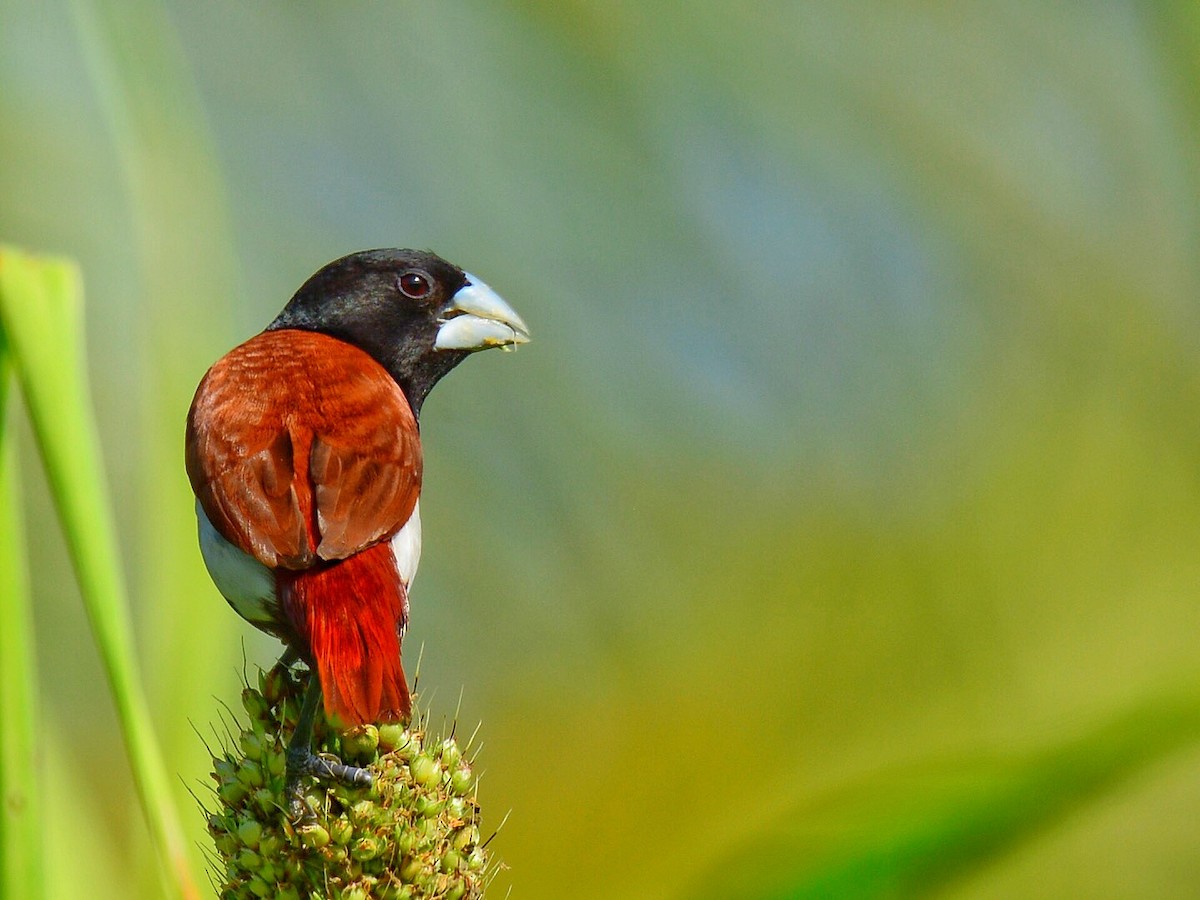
top-left (331, 817), bottom-right (354, 847)
top-left (236, 818), bottom-right (263, 850)
top-left (214, 757), bottom-right (237, 783)
top-left (242, 686), bottom-right (270, 720)
top-left (207, 674), bottom-right (494, 898)
top-left (297, 823), bottom-right (331, 850)
top-left (409, 756), bottom-right (440, 788)
top-left (446, 797), bottom-right (468, 822)
top-left (352, 833), bottom-right (382, 861)
top-left (218, 779), bottom-right (249, 806)
top-left (260, 666), bottom-right (288, 705)
top-left (350, 799), bottom-right (376, 824)
top-left (258, 833), bottom-right (283, 857)
top-left (377, 723), bottom-right (407, 752)
top-left (449, 765), bottom-right (474, 798)
top-left (265, 747), bottom-right (287, 778)
top-left (399, 856), bottom-right (423, 884)
top-left (240, 729), bottom-right (266, 762)
top-left (341, 724), bottom-right (381, 761)
top-left (439, 739), bottom-right (462, 770)
top-left (415, 795), bottom-right (444, 819)
top-left (251, 787), bottom-right (276, 815)
top-left (392, 826), bottom-right (415, 857)
top-left (214, 833), bottom-right (238, 857)
top-left (392, 730), bottom-right (421, 761)
top-left (440, 848), bottom-right (462, 873)
top-left (452, 824), bottom-right (478, 852)
top-left (235, 848), bottom-right (262, 873)
top-left (236, 759), bottom-right (264, 789)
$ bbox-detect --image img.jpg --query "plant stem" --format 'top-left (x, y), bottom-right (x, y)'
top-left (0, 313), bottom-right (44, 898)
top-left (0, 248), bottom-right (199, 900)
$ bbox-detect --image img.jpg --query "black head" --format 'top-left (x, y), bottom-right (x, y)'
top-left (268, 249), bottom-right (528, 416)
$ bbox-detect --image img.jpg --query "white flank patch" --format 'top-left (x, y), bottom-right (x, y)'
top-left (390, 500), bottom-right (422, 589)
top-left (196, 500), bottom-right (277, 625)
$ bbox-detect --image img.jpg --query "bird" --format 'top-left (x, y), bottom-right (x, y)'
top-left (185, 249), bottom-right (528, 795)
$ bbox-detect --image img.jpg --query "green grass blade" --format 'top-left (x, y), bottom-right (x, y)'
top-left (685, 691), bottom-right (1200, 899)
top-left (0, 247), bottom-right (199, 900)
top-left (0, 312), bottom-right (43, 898)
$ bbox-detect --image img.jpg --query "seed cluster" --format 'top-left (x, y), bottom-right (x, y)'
top-left (207, 668), bottom-right (492, 899)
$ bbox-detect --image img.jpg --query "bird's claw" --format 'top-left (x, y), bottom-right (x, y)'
top-left (286, 750), bottom-right (373, 822)
top-left (307, 753), bottom-right (374, 787)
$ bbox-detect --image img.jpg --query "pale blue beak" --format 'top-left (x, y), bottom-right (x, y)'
top-left (434, 274), bottom-right (530, 351)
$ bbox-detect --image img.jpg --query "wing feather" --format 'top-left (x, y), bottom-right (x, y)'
top-left (186, 329), bottom-right (421, 570)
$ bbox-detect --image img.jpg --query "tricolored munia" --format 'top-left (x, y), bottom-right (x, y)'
top-left (186, 249), bottom-right (528, 808)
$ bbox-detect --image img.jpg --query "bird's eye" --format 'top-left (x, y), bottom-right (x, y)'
top-left (398, 271), bottom-right (432, 299)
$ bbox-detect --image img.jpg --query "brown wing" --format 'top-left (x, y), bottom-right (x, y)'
top-left (186, 329), bottom-right (422, 569)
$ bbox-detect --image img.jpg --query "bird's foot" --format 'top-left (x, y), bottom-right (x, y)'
top-left (283, 669), bottom-right (374, 821)
top-left (291, 749), bottom-right (373, 788)
top-left (285, 749), bottom-right (373, 822)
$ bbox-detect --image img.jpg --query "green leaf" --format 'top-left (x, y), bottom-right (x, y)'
top-left (685, 693), bottom-right (1200, 900)
top-left (0, 247), bottom-right (199, 900)
top-left (0, 298), bottom-right (43, 898)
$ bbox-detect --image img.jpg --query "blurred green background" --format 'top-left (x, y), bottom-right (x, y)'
top-left (4, 1), bottom-right (1200, 897)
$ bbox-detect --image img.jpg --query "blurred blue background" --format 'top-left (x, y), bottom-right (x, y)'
top-left (4, 2), bottom-right (1200, 897)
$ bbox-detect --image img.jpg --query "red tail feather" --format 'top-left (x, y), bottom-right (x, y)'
top-left (278, 542), bottom-right (410, 726)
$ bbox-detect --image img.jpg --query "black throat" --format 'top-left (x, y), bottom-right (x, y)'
top-left (386, 346), bottom-right (470, 420)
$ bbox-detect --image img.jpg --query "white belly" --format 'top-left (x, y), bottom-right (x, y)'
top-left (390, 500), bottom-right (422, 588)
top-left (195, 499), bottom-right (423, 626)
top-left (196, 499), bottom-right (277, 624)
